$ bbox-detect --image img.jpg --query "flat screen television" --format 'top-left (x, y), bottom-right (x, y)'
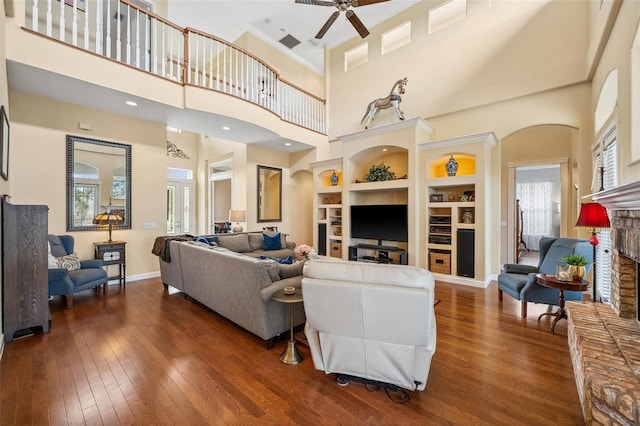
top-left (350, 204), bottom-right (408, 245)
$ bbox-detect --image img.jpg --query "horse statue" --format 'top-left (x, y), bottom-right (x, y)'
top-left (360, 77), bottom-right (407, 129)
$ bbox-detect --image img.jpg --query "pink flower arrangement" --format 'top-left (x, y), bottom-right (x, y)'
top-left (295, 244), bottom-right (313, 261)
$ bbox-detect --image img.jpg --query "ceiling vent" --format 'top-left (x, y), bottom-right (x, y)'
top-left (279, 34), bottom-right (301, 50)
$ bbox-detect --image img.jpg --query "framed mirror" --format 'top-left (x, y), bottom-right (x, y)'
top-left (257, 165), bottom-right (282, 222)
top-left (66, 135), bottom-right (132, 232)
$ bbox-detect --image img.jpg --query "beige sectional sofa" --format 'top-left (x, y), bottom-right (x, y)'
top-left (158, 233), bottom-right (305, 343)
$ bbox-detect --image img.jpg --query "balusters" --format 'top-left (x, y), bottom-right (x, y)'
top-left (23, 2), bottom-right (326, 133)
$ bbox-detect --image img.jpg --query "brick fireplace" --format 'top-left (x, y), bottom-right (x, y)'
top-left (595, 181), bottom-right (640, 318)
top-left (566, 180), bottom-right (640, 424)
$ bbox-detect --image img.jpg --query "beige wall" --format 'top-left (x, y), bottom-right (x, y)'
top-left (9, 91), bottom-right (167, 279)
top-left (327, 0), bottom-right (590, 139)
top-left (591, 0), bottom-right (640, 185)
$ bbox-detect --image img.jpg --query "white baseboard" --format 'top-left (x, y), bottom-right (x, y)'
top-left (108, 271), bottom-right (160, 285)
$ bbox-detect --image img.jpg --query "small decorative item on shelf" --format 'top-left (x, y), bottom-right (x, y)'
top-left (463, 208), bottom-right (473, 224)
top-left (459, 194), bottom-right (468, 202)
top-left (464, 190), bottom-right (475, 201)
top-left (364, 162), bottom-right (396, 182)
top-left (284, 286), bottom-right (296, 295)
top-left (445, 155), bottom-right (459, 177)
top-left (323, 197), bottom-right (329, 204)
top-left (560, 254), bottom-right (591, 280)
top-left (430, 194), bottom-right (443, 202)
top-left (328, 196), bottom-right (335, 204)
top-left (330, 170), bottom-right (339, 186)
top-left (556, 264), bottom-right (573, 282)
top-left (448, 192), bottom-right (456, 202)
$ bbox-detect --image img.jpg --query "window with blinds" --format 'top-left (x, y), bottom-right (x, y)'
top-left (596, 132), bottom-right (617, 303)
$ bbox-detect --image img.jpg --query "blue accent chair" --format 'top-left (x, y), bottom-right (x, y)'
top-left (498, 237), bottom-right (593, 318)
top-left (48, 234), bottom-right (108, 309)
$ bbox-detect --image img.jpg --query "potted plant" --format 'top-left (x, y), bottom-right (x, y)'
top-left (560, 254), bottom-right (591, 280)
top-left (364, 162), bottom-right (396, 182)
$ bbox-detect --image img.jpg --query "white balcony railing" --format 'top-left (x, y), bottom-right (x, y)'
top-left (25, 0), bottom-right (326, 134)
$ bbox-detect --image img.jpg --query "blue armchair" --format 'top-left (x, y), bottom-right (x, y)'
top-left (48, 234), bottom-right (108, 308)
top-left (498, 237), bottom-right (593, 318)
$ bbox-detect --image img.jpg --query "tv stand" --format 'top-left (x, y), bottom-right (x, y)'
top-left (349, 244), bottom-right (408, 265)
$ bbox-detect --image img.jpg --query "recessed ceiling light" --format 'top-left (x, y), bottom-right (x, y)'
top-left (285, 142), bottom-right (292, 146)
top-left (382, 148), bottom-right (388, 152)
top-left (126, 100), bottom-right (137, 107)
top-left (222, 126), bottom-right (230, 131)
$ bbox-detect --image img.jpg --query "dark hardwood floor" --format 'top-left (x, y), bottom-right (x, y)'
top-left (1, 277), bottom-right (584, 425)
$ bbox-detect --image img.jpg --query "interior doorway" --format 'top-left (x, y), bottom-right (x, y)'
top-left (515, 164), bottom-right (561, 265)
top-left (507, 159), bottom-right (569, 264)
top-left (208, 157), bottom-right (233, 234)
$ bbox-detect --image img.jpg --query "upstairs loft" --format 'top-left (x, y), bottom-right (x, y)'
top-left (6, 0), bottom-right (327, 150)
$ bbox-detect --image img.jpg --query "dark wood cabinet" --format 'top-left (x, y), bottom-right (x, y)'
top-left (2, 195), bottom-right (50, 342)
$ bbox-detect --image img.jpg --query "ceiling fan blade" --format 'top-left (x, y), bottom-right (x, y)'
top-left (295, 0), bottom-right (336, 6)
top-left (346, 10), bottom-right (369, 38)
top-left (352, 0), bottom-right (390, 7)
top-left (315, 11), bottom-right (340, 39)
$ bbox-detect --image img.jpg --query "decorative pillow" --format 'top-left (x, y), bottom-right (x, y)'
top-left (259, 260), bottom-right (280, 282)
top-left (263, 232), bottom-right (283, 250)
top-left (56, 253), bottom-right (81, 271)
top-left (47, 242), bottom-right (58, 268)
top-left (260, 255), bottom-right (293, 265)
top-left (248, 233), bottom-right (264, 251)
top-left (217, 234), bottom-right (251, 252)
top-left (279, 260), bottom-right (305, 279)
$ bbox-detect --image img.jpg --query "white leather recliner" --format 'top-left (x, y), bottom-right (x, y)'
top-left (302, 258), bottom-right (437, 394)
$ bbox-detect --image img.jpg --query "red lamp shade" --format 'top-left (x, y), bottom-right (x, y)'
top-left (575, 202), bottom-right (611, 229)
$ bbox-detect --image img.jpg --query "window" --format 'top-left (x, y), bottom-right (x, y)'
top-left (595, 126), bottom-right (617, 303)
top-left (516, 181), bottom-right (552, 248)
top-left (73, 184), bottom-right (98, 226)
top-left (167, 167), bottom-right (193, 180)
top-left (382, 21), bottom-right (411, 55)
top-left (345, 42), bottom-right (368, 71)
top-left (429, 0), bottom-right (467, 34)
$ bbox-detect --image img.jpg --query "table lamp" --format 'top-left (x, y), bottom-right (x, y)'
top-left (230, 209), bottom-right (246, 233)
top-left (575, 202), bottom-right (610, 302)
top-left (94, 204), bottom-right (123, 243)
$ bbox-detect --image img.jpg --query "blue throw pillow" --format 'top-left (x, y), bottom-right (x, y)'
top-left (260, 255), bottom-right (293, 264)
top-left (263, 232), bottom-right (283, 250)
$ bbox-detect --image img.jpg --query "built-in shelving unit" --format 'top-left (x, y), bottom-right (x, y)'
top-left (311, 159), bottom-right (343, 257)
top-left (312, 118), bottom-right (434, 264)
top-left (419, 132), bottom-right (500, 287)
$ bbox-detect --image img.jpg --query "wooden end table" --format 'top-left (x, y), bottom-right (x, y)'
top-left (535, 273), bottom-right (589, 334)
top-left (272, 288), bottom-right (304, 365)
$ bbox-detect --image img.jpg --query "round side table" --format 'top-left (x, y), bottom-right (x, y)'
top-left (272, 288), bottom-right (304, 365)
top-left (535, 273), bottom-right (589, 334)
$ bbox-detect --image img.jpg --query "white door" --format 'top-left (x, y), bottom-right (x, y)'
top-left (167, 180), bottom-right (195, 235)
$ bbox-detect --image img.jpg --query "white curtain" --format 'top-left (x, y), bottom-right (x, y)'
top-left (516, 181), bottom-right (552, 250)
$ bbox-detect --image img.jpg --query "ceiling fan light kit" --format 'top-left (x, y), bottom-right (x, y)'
top-left (296, 0), bottom-right (390, 39)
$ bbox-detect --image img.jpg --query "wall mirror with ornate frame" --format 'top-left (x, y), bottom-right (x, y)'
top-left (66, 135), bottom-right (132, 232)
top-left (257, 165), bottom-right (282, 222)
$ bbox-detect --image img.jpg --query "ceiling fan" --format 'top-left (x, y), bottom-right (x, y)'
top-left (295, 0), bottom-right (390, 39)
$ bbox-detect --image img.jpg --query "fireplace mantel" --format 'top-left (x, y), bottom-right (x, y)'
top-left (591, 180), bottom-right (640, 210)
